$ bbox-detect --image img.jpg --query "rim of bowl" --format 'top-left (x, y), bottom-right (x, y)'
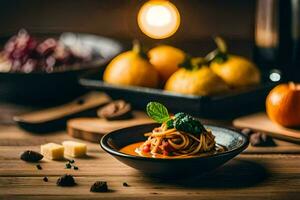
top-left (100, 123), bottom-right (249, 161)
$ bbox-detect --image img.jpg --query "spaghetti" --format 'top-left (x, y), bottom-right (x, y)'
top-left (136, 121), bottom-right (222, 158)
top-left (120, 102), bottom-right (226, 158)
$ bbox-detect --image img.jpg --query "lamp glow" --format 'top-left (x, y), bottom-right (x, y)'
top-left (269, 70), bottom-right (281, 82)
top-left (138, 0), bottom-right (180, 39)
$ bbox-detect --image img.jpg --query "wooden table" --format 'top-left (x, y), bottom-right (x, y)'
top-left (0, 114), bottom-right (300, 199)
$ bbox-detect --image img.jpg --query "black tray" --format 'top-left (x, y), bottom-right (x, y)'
top-left (79, 71), bottom-right (277, 118)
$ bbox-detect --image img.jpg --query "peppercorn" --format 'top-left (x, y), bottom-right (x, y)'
top-left (90, 181), bottom-right (108, 192)
top-left (43, 177), bottom-right (48, 182)
top-left (36, 164), bottom-right (42, 170)
top-left (56, 174), bottom-right (76, 186)
top-left (20, 150), bottom-right (43, 162)
top-left (65, 163), bottom-right (72, 169)
top-left (68, 159), bottom-right (75, 164)
top-left (123, 182), bottom-right (129, 187)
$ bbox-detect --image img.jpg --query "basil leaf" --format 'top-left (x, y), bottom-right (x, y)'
top-left (146, 102), bottom-right (170, 123)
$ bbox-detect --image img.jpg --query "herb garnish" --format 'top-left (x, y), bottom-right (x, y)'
top-left (174, 112), bottom-right (206, 135)
top-left (146, 102), bottom-right (206, 135)
top-left (146, 102), bottom-right (170, 123)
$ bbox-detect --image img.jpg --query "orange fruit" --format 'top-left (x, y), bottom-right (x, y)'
top-left (103, 42), bottom-right (159, 88)
top-left (148, 45), bottom-right (185, 83)
top-left (210, 55), bottom-right (261, 87)
top-left (266, 82), bottom-right (300, 127)
top-left (165, 66), bottom-right (229, 96)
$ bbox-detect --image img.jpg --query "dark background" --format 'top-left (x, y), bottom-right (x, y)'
top-left (0, 0), bottom-right (255, 57)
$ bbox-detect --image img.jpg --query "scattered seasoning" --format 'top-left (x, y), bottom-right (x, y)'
top-left (65, 163), bottom-right (72, 169)
top-left (20, 150), bottom-right (43, 162)
top-left (90, 181), bottom-right (108, 192)
top-left (64, 160), bottom-right (78, 170)
top-left (250, 132), bottom-right (276, 147)
top-left (36, 164), bottom-right (42, 170)
top-left (56, 174), bottom-right (76, 186)
top-left (68, 159), bottom-right (75, 164)
top-left (122, 182), bottom-right (129, 187)
top-left (43, 176), bottom-right (48, 182)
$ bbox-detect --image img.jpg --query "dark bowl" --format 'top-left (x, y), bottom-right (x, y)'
top-left (0, 32), bottom-right (123, 103)
top-left (100, 123), bottom-right (249, 177)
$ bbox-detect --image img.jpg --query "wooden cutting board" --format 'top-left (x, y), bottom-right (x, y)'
top-left (233, 112), bottom-right (300, 144)
top-left (67, 111), bottom-right (153, 142)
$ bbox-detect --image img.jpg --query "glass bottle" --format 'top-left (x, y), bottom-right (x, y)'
top-left (291, 0), bottom-right (300, 81)
top-left (254, 0), bottom-right (293, 82)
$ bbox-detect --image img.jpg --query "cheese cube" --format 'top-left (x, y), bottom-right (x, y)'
top-left (62, 141), bottom-right (87, 158)
top-left (41, 143), bottom-right (64, 160)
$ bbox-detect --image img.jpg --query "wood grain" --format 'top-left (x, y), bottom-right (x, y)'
top-left (0, 144), bottom-right (300, 200)
top-left (0, 120), bottom-right (300, 199)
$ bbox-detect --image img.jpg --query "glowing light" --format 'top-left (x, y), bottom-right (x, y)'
top-left (146, 5), bottom-right (171, 27)
top-left (138, 0), bottom-right (180, 39)
top-left (269, 70), bottom-right (281, 82)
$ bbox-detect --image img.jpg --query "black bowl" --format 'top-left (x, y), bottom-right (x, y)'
top-left (0, 32), bottom-right (123, 103)
top-left (100, 123), bottom-right (249, 177)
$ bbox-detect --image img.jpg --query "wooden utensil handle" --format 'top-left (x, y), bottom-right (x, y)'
top-left (14, 92), bottom-right (111, 124)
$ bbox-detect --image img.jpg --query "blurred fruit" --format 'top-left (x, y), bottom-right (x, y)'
top-left (266, 82), bottom-right (300, 127)
top-left (211, 55), bottom-right (261, 87)
top-left (208, 37), bottom-right (261, 87)
top-left (36, 38), bottom-right (57, 56)
top-left (103, 41), bottom-right (158, 88)
top-left (165, 57), bottom-right (229, 96)
top-left (5, 29), bottom-right (38, 60)
top-left (0, 29), bottom-right (93, 73)
top-left (148, 45), bottom-right (185, 82)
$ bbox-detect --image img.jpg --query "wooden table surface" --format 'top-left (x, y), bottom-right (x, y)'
top-left (0, 107), bottom-right (300, 200)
